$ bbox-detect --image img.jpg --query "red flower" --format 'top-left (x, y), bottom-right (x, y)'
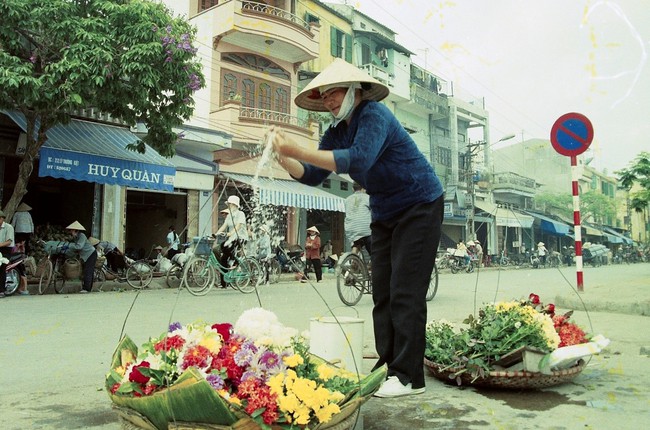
top-left (528, 293), bottom-right (540, 305)
top-left (545, 303), bottom-right (555, 316)
top-left (181, 345), bottom-right (212, 370)
top-left (212, 323), bottom-right (233, 343)
top-left (110, 383), bottom-right (121, 394)
top-left (154, 334), bottom-right (186, 352)
top-left (553, 314), bottom-right (588, 347)
top-left (129, 361), bottom-right (151, 384)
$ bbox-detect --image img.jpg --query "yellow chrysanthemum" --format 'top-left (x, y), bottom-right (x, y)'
top-left (278, 393), bottom-right (301, 413)
top-left (329, 390), bottom-right (345, 403)
top-left (315, 403), bottom-right (341, 423)
top-left (283, 354), bottom-right (303, 367)
top-left (267, 373), bottom-right (285, 395)
top-left (317, 363), bottom-right (336, 380)
top-left (198, 334), bottom-right (221, 354)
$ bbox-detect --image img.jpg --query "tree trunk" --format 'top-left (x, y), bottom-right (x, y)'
top-left (2, 114), bottom-right (49, 221)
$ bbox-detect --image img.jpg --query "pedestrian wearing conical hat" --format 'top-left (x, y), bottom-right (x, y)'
top-left (302, 226), bottom-right (322, 283)
top-left (66, 221), bottom-right (97, 293)
top-left (13, 202), bottom-right (34, 255)
top-left (270, 59), bottom-right (445, 397)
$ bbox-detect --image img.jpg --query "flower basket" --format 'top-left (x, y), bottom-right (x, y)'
top-left (424, 357), bottom-right (585, 389)
top-left (107, 310), bottom-right (386, 430)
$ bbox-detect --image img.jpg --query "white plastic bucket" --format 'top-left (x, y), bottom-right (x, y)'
top-left (309, 316), bottom-right (364, 372)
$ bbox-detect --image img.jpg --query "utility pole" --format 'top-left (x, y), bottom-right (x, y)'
top-left (465, 134), bottom-right (516, 242)
top-left (465, 141), bottom-right (484, 242)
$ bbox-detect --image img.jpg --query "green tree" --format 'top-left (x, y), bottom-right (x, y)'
top-left (617, 151), bottom-right (650, 213)
top-left (0, 0), bottom-right (204, 218)
top-left (534, 190), bottom-right (616, 223)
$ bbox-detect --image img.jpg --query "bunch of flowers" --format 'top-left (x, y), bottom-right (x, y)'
top-left (107, 308), bottom-right (380, 430)
top-left (425, 293), bottom-right (579, 380)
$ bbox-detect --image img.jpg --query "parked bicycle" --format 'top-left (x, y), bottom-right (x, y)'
top-left (181, 236), bottom-right (262, 296)
top-left (93, 255), bottom-right (154, 291)
top-left (336, 245), bottom-right (438, 306)
top-left (37, 240), bottom-right (79, 294)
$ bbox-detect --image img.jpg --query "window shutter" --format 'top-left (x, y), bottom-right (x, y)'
top-left (330, 27), bottom-right (338, 57)
top-left (345, 33), bottom-right (353, 62)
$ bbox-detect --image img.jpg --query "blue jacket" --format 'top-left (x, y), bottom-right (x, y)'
top-left (298, 100), bottom-right (443, 221)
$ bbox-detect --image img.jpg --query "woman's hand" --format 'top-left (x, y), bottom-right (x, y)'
top-left (269, 126), bottom-right (297, 158)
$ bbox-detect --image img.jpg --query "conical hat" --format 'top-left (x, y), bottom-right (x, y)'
top-left (16, 203), bottom-right (32, 211)
top-left (88, 237), bottom-right (100, 246)
top-left (306, 226), bottom-right (320, 234)
top-left (66, 220), bottom-right (86, 231)
top-left (295, 58), bottom-right (390, 112)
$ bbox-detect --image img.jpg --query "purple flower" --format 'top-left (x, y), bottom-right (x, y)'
top-left (234, 341), bottom-right (257, 366)
top-left (206, 373), bottom-right (225, 390)
top-left (258, 350), bottom-right (281, 370)
top-left (169, 322), bottom-right (182, 332)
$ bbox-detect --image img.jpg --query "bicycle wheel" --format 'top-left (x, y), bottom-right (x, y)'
top-left (336, 253), bottom-right (367, 306)
top-left (233, 257), bottom-right (262, 293)
top-left (426, 264), bottom-right (438, 301)
top-left (126, 261), bottom-right (153, 289)
top-left (183, 257), bottom-right (214, 296)
top-left (268, 259), bottom-right (281, 284)
top-left (38, 258), bottom-right (53, 295)
top-left (93, 267), bottom-right (106, 291)
top-left (165, 264), bottom-right (182, 289)
top-left (53, 259), bottom-right (67, 294)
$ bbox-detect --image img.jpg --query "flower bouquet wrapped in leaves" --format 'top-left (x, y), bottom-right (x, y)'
top-left (424, 294), bottom-right (608, 389)
top-left (106, 308), bottom-right (386, 430)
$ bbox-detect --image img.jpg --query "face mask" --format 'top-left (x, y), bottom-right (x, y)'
top-left (332, 84), bottom-right (361, 127)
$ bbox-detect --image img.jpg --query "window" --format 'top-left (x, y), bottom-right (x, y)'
top-left (242, 79), bottom-right (255, 108)
top-left (340, 182), bottom-right (349, 191)
top-left (322, 179), bottom-right (331, 189)
top-left (438, 147), bottom-right (452, 167)
top-left (222, 73), bottom-right (238, 101)
top-left (221, 69), bottom-right (290, 113)
top-left (305, 13), bottom-right (319, 24)
top-left (330, 27), bottom-right (352, 61)
top-left (361, 43), bottom-right (371, 65)
top-left (275, 88), bottom-right (288, 113)
top-left (200, 0), bottom-right (218, 12)
top-left (259, 83), bottom-right (271, 110)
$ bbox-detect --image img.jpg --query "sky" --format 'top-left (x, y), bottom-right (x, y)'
top-left (330, 0), bottom-right (650, 173)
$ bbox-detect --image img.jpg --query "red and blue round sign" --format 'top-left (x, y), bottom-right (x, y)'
top-left (550, 113), bottom-right (594, 157)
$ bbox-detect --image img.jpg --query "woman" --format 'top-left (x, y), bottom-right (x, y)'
top-left (271, 58), bottom-right (444, 398)
top-left (303, 226), bottom-right (322, 283)
top-left (66, 221), bottom-right (97, 293)
top-left (12, 202), bottom-right (34, 255)
top-left (215, 195), bottom-right (248, 288)
top-left (537, 242), bottom-right (548, 267)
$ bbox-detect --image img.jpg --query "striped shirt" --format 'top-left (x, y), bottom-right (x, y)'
top-left (344, 191), bottom-right (371, 243)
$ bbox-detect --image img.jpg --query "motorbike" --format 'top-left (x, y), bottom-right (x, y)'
top-left (275, 243), bottom-right (306, 274)
top-left (446, 248), bottom-right (474, 274)
top-left (2, 252), bottom-right (27, 296)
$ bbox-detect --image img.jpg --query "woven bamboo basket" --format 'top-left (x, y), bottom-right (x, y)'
top-left (424, 357), bottom-right (585, 389)
top-left (114, 402), bottom-right (361, 430)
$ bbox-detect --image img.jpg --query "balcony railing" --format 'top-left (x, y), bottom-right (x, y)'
top-left (359, 64), bottom-right (391, 86)
top-left (410, 83), bottom-right (447, 116)
top-left (242, 1), bottom-right (310, 31)
top-left (493, 172), bottom-right (537, 189)
top-left (239, 107), bottom-right (309, 129)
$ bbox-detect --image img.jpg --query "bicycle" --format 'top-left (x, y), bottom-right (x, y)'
top-left (336, 246), bottom-right (438, 306)
top-left (181, 236), bottom-right (262, 296)
top-left (93, 256), bottom-right (154, 291)
top-left (2, 252), bottom-right (28, 296)
top-left (37, 240), bottom-right (79, 294)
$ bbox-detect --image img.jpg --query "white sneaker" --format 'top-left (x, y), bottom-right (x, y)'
top-left (373, 376), bottom-right (425, 398)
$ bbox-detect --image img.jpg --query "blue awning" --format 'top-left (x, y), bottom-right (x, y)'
top-left (525, 211), bottom-right (571, 236)
top-left (223, 173), bottom-right (345, 212)
top-left (602, 227), bottom-right (633, 245)
top-left (4, 111), bottom-right (175, 192)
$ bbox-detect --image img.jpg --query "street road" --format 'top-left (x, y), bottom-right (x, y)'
top-left (1, 263), bottom-right (649, 429)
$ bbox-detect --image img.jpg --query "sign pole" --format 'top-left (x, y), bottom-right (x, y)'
top-left (571, 156), bottom-right (584, 291)
top-left (550, 112), bottom-right (594, 292)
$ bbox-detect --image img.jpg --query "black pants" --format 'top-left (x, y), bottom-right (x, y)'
top-left (352, 235), bottom-right (372, 256)
top-left (219, 239), bottom-right (244, 287)
top-left (82, 251), bottom-right (98, 292)
top-left (371, 196), bottom-right (443, 389)
top-left (305, 257), bottom-right (322, 281)
top-left (106, 250), bottom-right (127, 272)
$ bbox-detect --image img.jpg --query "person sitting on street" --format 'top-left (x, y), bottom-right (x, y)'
top-left (90, 237), bottom-right (127, 273)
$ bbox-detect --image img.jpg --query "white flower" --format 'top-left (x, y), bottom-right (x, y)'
top-left (514, 321), bottom-right (522, 329)
top-left (234, 308), bottom-right (298, 349)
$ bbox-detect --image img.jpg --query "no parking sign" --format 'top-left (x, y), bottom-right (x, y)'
top-left (550, 112), bottom-right (594, 291)
top-left (550, 112), bottom-right (594, 157)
